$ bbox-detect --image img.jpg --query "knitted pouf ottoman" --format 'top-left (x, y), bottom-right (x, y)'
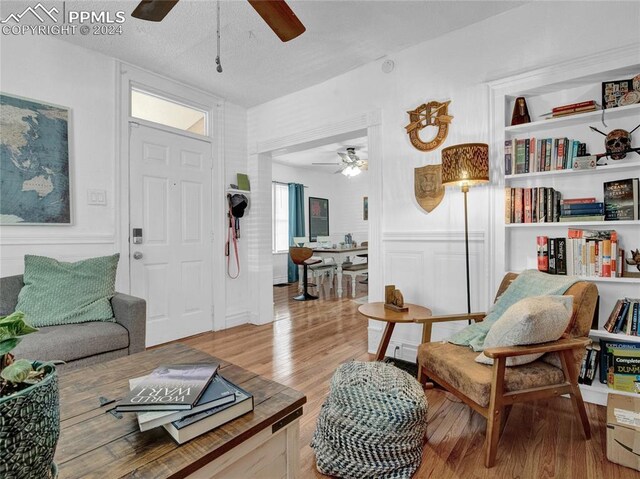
top-left (311, 361), bottom-right (428, 479)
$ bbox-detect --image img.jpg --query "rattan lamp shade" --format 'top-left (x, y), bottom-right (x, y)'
top-left (441, 143), bottom-right (489, 187)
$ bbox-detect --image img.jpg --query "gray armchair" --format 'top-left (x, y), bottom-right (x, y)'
top-left (1, 275), bottom-right (146, 370)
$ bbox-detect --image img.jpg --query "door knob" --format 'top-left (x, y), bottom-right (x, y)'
top-left (133, 251), bottom-right (143, 260)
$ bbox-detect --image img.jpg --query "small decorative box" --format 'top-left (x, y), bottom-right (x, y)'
top-left (572, 155), bottom-right (597, 170)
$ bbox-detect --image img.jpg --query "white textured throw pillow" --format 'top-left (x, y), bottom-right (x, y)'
top-left (475, 295), bottom-right (573, 367)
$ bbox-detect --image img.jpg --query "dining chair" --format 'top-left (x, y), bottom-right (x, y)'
top-left (289, 247), bottom-right (322, 301)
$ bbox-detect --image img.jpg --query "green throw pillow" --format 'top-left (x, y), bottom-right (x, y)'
top-left (15, 254), bottom-right (119, 327)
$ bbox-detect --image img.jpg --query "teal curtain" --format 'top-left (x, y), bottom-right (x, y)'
top-left (288, 183), bottom-right (305, 282)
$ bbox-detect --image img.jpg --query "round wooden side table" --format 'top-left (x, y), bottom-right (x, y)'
top-left (357, 302), bottom-right (432, 364)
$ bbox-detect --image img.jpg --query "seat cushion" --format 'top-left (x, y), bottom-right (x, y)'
top-left (12, 321), bottom-right (129, 363)
top-left (417, 341), bottom-right (565, 408)
top-left (343, 263), bottom-right (368, 271)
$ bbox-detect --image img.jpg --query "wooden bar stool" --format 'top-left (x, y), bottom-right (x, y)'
top-left (290, 247), bottom-right (322, 301)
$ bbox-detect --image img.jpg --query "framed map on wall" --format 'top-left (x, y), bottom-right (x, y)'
top-left (0, 93), bottom-right (71, 225)
top-left (309, 197), bottom-right (329, 242)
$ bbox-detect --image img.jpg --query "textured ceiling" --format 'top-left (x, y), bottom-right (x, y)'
top-left (273, 136), bottom-right (367, 172)
top-left (20, 1), bottom-right (522, 107)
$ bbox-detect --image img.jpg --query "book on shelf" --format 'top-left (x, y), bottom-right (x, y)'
top-left (116, 363), bottom-right (219, 412)
top-left (559, 214), bottom-right (605, 222)
top-left (545, 105), bottom-right (598, 118)
top-left (536, 236), bottom-right (548, 272)
top-left (578, 344), bottom-right (600, 386)
top-left (560, 202), bottom-right (605, 216)
top-left (610, 348), bottom-right (640, 393)
top-left (552, 100), bottom-right (597, 112)
top-left (539, 228), bottom-right (622, 278)
top-left (504, 137), bottom-right (585, 175)
top-left (604, 178), bottom-right (639, 221)
top-left (561, 197), bottom-right (597, 205)
top-left (505, 187), bottom-right (577, 223)
top-left (599, 339), bottom-right (640, 384)
top-left (515, 139), bottom-right (526, 174)
top-left (604, 298), bottom-right (640, 336)
top-left (504, 140), bottom-right (513, 176)
top-left (133, 373), bottom-right (237, 432)
top-left (540, 101), bottom-right (599, 119)
top-left (163, 376), bottom-right (254, 444)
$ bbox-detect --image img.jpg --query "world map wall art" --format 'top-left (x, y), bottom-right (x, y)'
top-left (0, 93), bottom-right (71, 225)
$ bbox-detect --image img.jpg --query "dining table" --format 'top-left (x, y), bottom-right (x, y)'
top-left (311, 246), bottom-right (368, 298)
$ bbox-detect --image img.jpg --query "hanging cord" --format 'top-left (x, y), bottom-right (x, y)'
top-left (226, 194), bottom-right (240, 279)
top-left (216, 0), bottom-right (223, 73)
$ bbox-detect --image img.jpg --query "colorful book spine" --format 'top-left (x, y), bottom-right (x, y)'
top-left (504, 187), bottom-right (512, 224)
top-left (524, 188), bottom-right (532, 223)
top-left (504, 140), bottom-right (513, 176)
top-left (537, 236), bottom-right (549, 272)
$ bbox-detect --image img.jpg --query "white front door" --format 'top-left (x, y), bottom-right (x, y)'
top-left (129, 123), bottom-right (213, 346)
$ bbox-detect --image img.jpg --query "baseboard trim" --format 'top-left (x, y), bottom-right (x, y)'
top-left (226, 311), bottom-right (250, 329)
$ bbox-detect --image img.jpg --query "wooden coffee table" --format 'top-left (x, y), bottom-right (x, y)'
top-left (55, 343), bottom-right (306, 478)
top-left (358, 302), bottom-right (432, 373)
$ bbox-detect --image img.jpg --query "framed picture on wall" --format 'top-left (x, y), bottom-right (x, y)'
top-left (0, 93), bottom-right (71, 225)
top-left (309, 197), bottom-right (329, 242)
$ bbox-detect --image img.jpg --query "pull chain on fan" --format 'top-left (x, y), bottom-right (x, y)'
top-left (216, 0), bottom-right (222, 73)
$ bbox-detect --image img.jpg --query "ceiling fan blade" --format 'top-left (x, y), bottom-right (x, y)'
top-left (247, 0), bottom-right (306, 42)
top-left (312, 162), bottom-right (341, 165)
top-left (131, 0), bottom-right (179, 21)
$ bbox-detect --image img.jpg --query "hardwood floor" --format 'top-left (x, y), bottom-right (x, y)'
top-left (183, 282), bottom-right (634, 478)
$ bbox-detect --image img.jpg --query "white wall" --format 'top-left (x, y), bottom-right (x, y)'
top-left (0, 34), bottom-right (250, 331)
top-left (271, 162), bottom-right (369, 283)
top-left (0, 34), bottom-right (118, 277)
top-left (248, 2), bottom-right (640, 361)
top-left (222, 102), bottom-right (252, 327)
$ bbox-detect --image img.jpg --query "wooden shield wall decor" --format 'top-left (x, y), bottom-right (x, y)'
top-left (415, 164), bottom-right (445, 213)
top-left (405, 100), bottom-right (453, 151)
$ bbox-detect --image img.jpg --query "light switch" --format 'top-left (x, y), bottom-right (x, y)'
top-left (87, 189), bottom-right (107, 206)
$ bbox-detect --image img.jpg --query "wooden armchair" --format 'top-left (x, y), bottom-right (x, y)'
top-left (415, 273), bottom-right (598, 468)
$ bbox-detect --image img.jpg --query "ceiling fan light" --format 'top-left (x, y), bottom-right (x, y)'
top-left (342, 165), bottom-right (361, 177)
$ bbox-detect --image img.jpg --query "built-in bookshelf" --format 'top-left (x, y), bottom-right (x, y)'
top-left (490, 47), bottom-right (640, 406)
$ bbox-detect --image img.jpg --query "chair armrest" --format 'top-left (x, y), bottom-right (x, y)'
top-left (483, 337), bottom-right (590, 359)
top-left (414, 312), bottom-right (486, 324)
top-left (111, 293), bottom-right (146, 354)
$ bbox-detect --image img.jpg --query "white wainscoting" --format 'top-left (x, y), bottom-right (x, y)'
top-left (368, 230), bottom-right (488, 362)
top-left (0, 235), bottom-right (121, 286)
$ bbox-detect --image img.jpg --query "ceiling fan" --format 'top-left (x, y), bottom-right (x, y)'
top-left (312, 148), bottom-right (368, 177)
top-left (131, 0), bottom-right (306, 42)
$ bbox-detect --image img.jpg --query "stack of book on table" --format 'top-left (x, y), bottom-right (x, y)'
top-left (115, 363), bottom-right (254, 444)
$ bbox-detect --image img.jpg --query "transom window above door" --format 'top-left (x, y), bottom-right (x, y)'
top-left (131, 88), bottom-right (207, 135)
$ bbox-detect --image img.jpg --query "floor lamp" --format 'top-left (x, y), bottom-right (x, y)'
top-left (441, 143), bottom-right (490, 314)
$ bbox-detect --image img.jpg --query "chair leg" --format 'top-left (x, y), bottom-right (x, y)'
top-left (351, 274), bottom-right (357, 298)
top-left (561, 349), bottom-right (591, 439)
top-left (293, 265), bottom-right (318, 301)
top-left (484, 357), bottom-right (506, 468)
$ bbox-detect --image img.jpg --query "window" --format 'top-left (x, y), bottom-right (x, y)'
top-left (131, 88), bottom-right (207, 135)
top-left (272, 183), bottom-right (289, 253)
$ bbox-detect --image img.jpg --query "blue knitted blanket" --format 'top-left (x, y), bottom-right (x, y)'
top-left (448, 269), bottom-right (580, 352)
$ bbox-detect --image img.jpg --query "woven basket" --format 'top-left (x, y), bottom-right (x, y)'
top-left (0, 362), bottom-right (60, 479)
top-left (311, 361), bottom-right (428, 479)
